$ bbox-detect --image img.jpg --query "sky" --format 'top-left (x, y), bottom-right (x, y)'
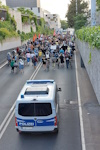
top-left (40, 0), bottom-right (70, 20)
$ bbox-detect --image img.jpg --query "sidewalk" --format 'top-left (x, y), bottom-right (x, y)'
top-left (76, 49), bottom-right (100, 150)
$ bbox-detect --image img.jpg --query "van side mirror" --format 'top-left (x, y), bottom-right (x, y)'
top-left (57, 88), bottom-right (61, 92)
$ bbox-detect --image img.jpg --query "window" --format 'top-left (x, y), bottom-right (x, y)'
top-left (38, 7), bottom-right (40, 13)
top-left (18, 103), bottom-right (52, 116)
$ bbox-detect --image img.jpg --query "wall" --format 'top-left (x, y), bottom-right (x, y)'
top-left (32, 7), bottom-right (40, 17)
top-left (6, 0), bottom-right (38, 8)
top-left (76, 39), bottom-right (100, 104)
top-left (96, 11), bottom-right (100, 25)
top-left (0, 37), bottom-right (21, 52)
top-left (22, 24), bottom-right (31, 33)
top-left (32, 24), bottom-right (36, 32)
top-left (9, 9), bottom-right (22, 32)
top-left (0, 37), bottom-right (21, 64)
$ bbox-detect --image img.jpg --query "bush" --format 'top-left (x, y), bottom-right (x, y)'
top-left (76, 26), bottom-right (100, 49)
top-left (0, 28), bottom-right (18, 41)
top-left (0, 21), bottom-right (16, 32)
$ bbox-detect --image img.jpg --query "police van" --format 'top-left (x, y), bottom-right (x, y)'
top-left (15, 80), bottom-right (61, 133)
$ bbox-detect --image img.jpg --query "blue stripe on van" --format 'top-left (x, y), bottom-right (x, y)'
top-left (17, 117), bottom-right (55, 127)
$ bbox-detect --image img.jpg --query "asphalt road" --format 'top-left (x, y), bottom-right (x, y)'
top-left (0, 56), bottom-right (82, 150)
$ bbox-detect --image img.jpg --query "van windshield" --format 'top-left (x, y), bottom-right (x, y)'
top-left (18, 103), bottom-right (52, 117)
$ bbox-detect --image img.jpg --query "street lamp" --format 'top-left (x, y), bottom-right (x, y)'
top-left (91, 0), bottom-right (96, 26)
top-left (76, 0), bottom-right (78, 15)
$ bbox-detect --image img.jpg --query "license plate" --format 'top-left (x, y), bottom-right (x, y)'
top-left (22, 127), bottom-right (33, 130)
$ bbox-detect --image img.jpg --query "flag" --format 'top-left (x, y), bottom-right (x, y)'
top-left (38, 34), bottom-right (40, 39)
top-left (53, 30), bottom-right (56, 36)
top-left (35, 34), bottom-right (37, 40)
top-left (33, 35), bottom-right (35, 42)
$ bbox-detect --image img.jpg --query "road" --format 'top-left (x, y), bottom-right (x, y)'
top-left (0, 54), bottom-right (82, 150)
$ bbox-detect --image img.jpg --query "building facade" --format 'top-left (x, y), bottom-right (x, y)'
top-left (6, 0), bottom-right (43, 18)
top-left (44, 14), bottom-right (61, 30)
top-left (6, 0), bottom-right (40, 8)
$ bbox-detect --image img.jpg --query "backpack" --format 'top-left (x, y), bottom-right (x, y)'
top-left (32, 56), bottom-right (37, 63)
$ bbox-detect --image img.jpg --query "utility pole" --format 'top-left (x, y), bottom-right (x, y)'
top-left (91, 0), bottom-right (96, 26)
top-left (76, 0), bottom-right (78, 15)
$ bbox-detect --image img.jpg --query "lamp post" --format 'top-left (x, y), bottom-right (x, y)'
top-left (76, 0), bottom-right (78, 15)
top-left (91, 0), bottom-right (96, 26)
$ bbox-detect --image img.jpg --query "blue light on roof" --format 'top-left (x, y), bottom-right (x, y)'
top-left (21, 95), bottom-right (24, 98)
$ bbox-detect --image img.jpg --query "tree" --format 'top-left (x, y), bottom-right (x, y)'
top-left (74, 14), bottom-right (87, 30)
top-left (61, 20), bottom-right (68, 29)
top-left (66, 0), bottom-right (88, 27)
top-left (96, 0), bottom-right (100, 10)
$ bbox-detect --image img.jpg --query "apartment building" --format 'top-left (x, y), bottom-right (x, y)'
top-left (6, 0), bottom-right (42, 17)
top-left (44, 14), bottom-right (61, 30)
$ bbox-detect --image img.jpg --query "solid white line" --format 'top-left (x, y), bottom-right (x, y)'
top-left (75, 51), bottom-right (86, 150)
top-left (0, 110), bottom-right (15, 139)
top-left (0, 61), bottom-right (8, 69)
top-left (0, 101), bottom-right (16, 131)
top-left (0, 62), bottom-right (42, 139)
top-left (32, 63), bottom-right (42, 79)
top-left (0, 62), bottom-right (41, 132)
top-left (30, 62), bottom-right (42, 80)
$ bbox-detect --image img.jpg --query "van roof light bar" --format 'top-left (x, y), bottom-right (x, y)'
top-left (27, 80), bottom-right (54, 84)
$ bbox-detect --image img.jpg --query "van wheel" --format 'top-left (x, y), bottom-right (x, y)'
top-left (16, 129), bottom-right (22, 134)
top-left (16, 129), bottom-right (19, 132)
top-left (54, 128), bottom-right (59, 133)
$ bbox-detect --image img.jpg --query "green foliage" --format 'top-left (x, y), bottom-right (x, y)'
top-left (0, 1), bottom-right (9, 10)
top-left (0, 1), bottom-right (17, 42)
top-left (96, 0), bottom-right (100, 11)
top-left (0, 21), bottom-right (15, 31)
top-left (31, 26), bottom-right (33, 32)
top-left (40, 18), bottom-right (45, 27)
top-left (88, 52), bottom-right (91, 64)
top-left (60, 20), bottom-right (68, 29)
top-left (20, 27), bottom-right (53, 42)
top-left (18, 7), bottom-right (36, 24)
top-left (66, 0), bottom-right (89, 27)
top-left (74, 14), bottom-right (87, 30)
top-left (0, 3), bottom-right (16, 31)
top-left (76, 26), bottom-right (100, 49)
top-left (20, 31), bottom-right (34, 42)
top-left (0, 28), bottom-right (18, 41)
top-left (22, 16), bottom-right (29, 23)
top-left (17, 30), bottom-right (20, 34)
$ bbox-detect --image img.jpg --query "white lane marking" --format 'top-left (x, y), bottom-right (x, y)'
top-left (30, 62), bottom-right (42, 80)
top-left (75, 51), bottom-right (86, 150)
top-left (0, 61), bottom-right (8, 69)
top-left (0, 101), bottom-right (16, 131)
top-left (0, 62), bottom-right (41, 132)
top-left (0, 110), bottom-right (15, 139)
top-left (0, 62), bottom-right (42, 139)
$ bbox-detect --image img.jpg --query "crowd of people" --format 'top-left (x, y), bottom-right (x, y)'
top-left (7, 32), bottom-right (75, 73)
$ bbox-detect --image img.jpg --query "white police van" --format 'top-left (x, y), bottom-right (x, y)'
top-left (15, 80), bottom-right (61, 133)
